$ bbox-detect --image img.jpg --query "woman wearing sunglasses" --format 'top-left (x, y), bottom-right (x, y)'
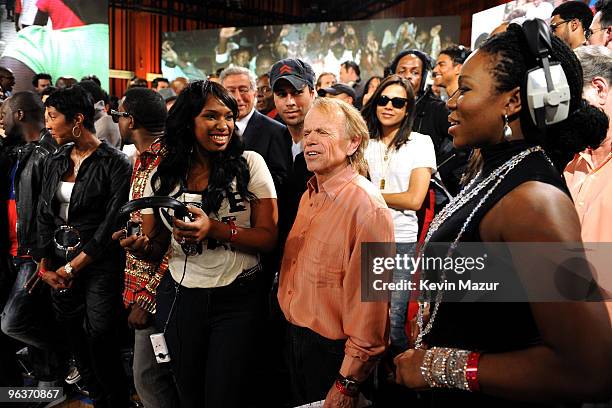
top-left (362, 74), bottom-right (437, 355)
top-left (36, 85), bottom-right (132, 407)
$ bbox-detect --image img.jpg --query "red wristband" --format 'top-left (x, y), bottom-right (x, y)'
top-left (37, 268), bottom-right (45, 278)
top-left (228, 219), bottom-right (238, 243)
top-left (334, 379), bottom-right (358, 398)
top-left (466, 351), bottom-right (481, 392)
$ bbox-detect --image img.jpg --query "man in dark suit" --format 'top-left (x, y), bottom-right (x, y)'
top-left (220, 66), bottom-right (290, 191)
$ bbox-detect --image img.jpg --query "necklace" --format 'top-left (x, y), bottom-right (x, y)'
top-left (379, 140), bottom-right (393, 190)
top-left (73, 145), bottom-right (98, 178)
top-left (414, 146), bottom-right (549, 349)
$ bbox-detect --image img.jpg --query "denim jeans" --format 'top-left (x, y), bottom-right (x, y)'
top-left (389, 242), bottom-right (417, 355)
top-left (133, 325), bottom-right (178, 408)
top-left (1, 257), bottom-right (60, 350)
top-left (0, 256), bottom-right (20, 387)
top-left (156, 272), bottom-right (266, 408)
top-left (1, 257), bottom-right (67, 381)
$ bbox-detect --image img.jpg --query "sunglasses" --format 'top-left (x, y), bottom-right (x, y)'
top-left (376, 95), bottom-right (409, 109)
top-left (549, 20), bottom-right (571, 32)
top-left (110, 109), bottom-right (130, 123)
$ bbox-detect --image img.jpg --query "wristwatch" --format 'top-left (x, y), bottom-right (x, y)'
top-left (64, 262), bottom-right (74, 277)
top-left (336, 374), bottom-right (361, 397)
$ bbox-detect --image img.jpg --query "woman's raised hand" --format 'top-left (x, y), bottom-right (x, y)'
top-left (173, 205), bottom-right (210, 244)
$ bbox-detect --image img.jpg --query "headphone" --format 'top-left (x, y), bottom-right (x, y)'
top-left (119, 196), bottom-right (191, 219)
top-left (119, 196), bottom-right (202, 256)
top-left (522, 18), bottom-right (571, 130)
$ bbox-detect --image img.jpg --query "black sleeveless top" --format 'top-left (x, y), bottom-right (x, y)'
top-left (421, 140), bottom-right (569, 407)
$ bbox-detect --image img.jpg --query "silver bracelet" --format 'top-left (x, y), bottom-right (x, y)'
top-left (422, 347), bottom-right (473, 390)
top-left (420, 348), bottom-right (436, 387)
top-left (447, 349), bottom-right (470, 390)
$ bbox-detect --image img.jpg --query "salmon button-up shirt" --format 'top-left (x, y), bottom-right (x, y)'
top-left (564, 145), bottom-right (612, 242)
top-left (278, 164), bottom-right (394, 380)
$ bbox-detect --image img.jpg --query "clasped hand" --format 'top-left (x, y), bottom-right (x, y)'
top-left (112, 206), bottom-right (210, 255)
top-left (39, 259), bottom-right (73, 290)
top-left (172, 205), bottom-right (210, 244)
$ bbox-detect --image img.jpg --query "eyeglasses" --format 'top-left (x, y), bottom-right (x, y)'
top-left (110, 109), bottom-right (130, 123)
top-left (257, 86), bottom-right (272, 94)
top-left (550, 20), bottom-right (571, 32)
top-left (376, 95), bottom-right (409, 109)
top-left (585, 26), bottom-right (611, 40)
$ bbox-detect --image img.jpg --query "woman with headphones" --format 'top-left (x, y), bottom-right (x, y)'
top-left (393, 21), bottom-right (612, 406)
top-left (118, 80), bottom-right (278, 408)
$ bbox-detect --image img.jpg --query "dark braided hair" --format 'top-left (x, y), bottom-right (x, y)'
top-left (152, 80), bottom-right (255, 215)
top-left (479, 23), bottom-right (608, 169)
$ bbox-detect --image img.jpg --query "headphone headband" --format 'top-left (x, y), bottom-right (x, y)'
top-left (119, 196), bottom-right (190, 220)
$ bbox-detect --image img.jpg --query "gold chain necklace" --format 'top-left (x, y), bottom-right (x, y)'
top-left (379, 140), bottom-right (393, 190)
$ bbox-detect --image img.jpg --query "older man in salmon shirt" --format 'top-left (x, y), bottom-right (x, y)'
top-left (278, 97), bottom-right (394, 408)
top-left (565, 45), bottom-right (612, 317)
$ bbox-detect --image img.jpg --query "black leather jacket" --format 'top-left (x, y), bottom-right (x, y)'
top-left (13, 130), bottom-right (57, 256)
top-left (35, 142), bottom-right (131, 262)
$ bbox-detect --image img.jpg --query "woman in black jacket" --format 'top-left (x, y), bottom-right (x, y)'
top-left (36, 85), bottom-right (132, 408)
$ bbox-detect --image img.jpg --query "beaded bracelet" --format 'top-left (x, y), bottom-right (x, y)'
top-left (421, 347), bottom-right (481, 391)
top-left (420, 348), bottom-right (436, 387)
top-left (431, 347), bottom-right (453, 387)
top-left (447, 349), bottom-right (470, 390)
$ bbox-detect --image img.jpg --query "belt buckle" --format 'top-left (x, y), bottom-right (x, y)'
top-left (53, 225), bottom-right (82, 259)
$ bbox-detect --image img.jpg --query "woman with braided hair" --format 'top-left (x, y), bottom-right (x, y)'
top-left (393, 21), bottom-right (612, 406)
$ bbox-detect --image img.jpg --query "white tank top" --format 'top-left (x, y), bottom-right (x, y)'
top-left (56, 181), bottom-right (74, 222)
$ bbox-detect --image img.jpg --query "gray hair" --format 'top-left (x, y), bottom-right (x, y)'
top-left (219, 66), bottom-right (257, 89)
top-left (574, 45), bottom-right (612, 86)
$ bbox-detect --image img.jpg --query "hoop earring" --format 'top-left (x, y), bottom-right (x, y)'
top-left (72, 125), bottom-right (82, 138)
top-left (503, 114), bottom-right (512, 141)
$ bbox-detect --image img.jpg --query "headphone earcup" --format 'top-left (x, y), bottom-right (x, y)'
top-left (522, 19), bottom-right (571, 129)
top-left (526, 63), bottom-right (571, 127)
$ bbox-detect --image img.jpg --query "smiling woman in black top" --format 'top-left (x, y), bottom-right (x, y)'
top-left (393, 22), bottom-right (612, 407)
top-left (36, 85), bottom-right (132, 408)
